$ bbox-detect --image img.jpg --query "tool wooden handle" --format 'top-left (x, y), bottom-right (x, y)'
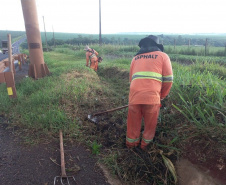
top-left (93, 105), bottom-right (128, 116)
top-left (59, 130), bottom-right (67, 177)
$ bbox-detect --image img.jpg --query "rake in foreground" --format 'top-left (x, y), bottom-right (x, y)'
top-left (54, 130), bottom-right (76, 185)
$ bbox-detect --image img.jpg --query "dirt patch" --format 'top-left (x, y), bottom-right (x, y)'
top-left (0, 120), bottom-right (111, 185)
top-left (83, 115), bottom-right (179, 184)
top-left (98, 66), bottom-right (129, 80)
top-left (181, 137), bottom-right (226, 184)
top-left (175, 60), bottom-right (194, 65)
top-left (176, 159), bottom-right (223, 185)
top-left (14, 62), bottom-right (30, 83)
top-left (174, 123), bottom-right (226, 185)
top-left (99, 164), bottom-right (123, 185)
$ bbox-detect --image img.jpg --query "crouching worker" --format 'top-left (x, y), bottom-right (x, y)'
top-left (126, 35), bottom-right (173, 150)
top-left (84, 45), bottom-right (99, 72)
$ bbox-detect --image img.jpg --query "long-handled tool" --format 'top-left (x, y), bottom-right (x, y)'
top-left (88, 105), bottom-right (128, 123)
top-left (54, 130), bottom-right (76, 185)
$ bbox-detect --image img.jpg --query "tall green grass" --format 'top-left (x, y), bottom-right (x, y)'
top-left (165, 45), bottom-right (226, 56)
top-left (169, 54), bottom-right (226, 66)
top-left (171, 62), bottom-right (225, 127)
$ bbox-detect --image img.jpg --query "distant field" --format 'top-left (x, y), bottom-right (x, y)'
top-left (0, 30), bottom-right (25, 43)
top-left (39, 32), bottom-right (226, 41)
top-left (40, 32), bottom-right (146, 41)
top-left (1, 30), bottom-right (226, 49)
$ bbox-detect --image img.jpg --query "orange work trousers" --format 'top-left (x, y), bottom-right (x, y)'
top-left (126, 104), bottom-right (160, 149)
top-left (90, 59), bottom-right (98, 72)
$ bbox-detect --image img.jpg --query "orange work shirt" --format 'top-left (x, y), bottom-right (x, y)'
top-left (129, 51), bottom-right (173, 105)
top-left (86, 49), bottom-right (98, 66)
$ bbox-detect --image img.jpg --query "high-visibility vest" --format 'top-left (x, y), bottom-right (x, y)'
top-left (86, 49), bottom-right (99, 66)
top-left (88, 49), bottom-right (97, 59)
top-left (129, 51), bottom-right (173, 105)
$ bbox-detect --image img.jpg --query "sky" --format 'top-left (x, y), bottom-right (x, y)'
top-left (1, 0), bottom-right (226, 35)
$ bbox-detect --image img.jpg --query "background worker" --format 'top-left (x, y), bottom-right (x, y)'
top-left (126, 35), bottom-right (173, 150)
top-left (84, 45), bottom-right (99, 72)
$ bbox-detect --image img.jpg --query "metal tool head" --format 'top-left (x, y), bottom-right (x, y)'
top-left (54, 176), bottom-right (76, 185)
top-left (87, 114), bottom-right (99, 124)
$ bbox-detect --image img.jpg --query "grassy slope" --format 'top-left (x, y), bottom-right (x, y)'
top-left (0, 47), bottom-right (225, 184)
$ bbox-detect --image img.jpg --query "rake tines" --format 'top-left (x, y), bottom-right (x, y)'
top-left (54, 130), bottom-right (77, 185)
top-left (54, 176), bottom-right (76, 185)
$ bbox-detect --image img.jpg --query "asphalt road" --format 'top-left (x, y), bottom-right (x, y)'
top-left (0, 36), bottom-right (26, 61)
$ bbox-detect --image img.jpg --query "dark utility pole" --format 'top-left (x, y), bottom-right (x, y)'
top-left (99, 0), bottom-right (102, 46)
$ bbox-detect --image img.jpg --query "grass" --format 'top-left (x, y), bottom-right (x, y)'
top-left (91, 140), bottom-right (102, 155)
top-left (165, 45), bottom-right (226, 56)
top-left (1, 52), bottom-right (93, 133)
top-left (169, 54), bottom-right (226, 66)
top-left (171, 62), bottom-right (225, 127)
top-left (0, 45), bottom-right (225, 184)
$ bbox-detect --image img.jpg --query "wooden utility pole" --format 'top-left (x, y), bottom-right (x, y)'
top-left (5, 34), bottom-right (17, 98)
top-left (43, 16), bottom-right (48, 51)
top-left (99, 0), bottom-right (102, 46)
top-left (7, 34), bottom-right (13, 72)
top-left (21, 0), bottom-right (50, 79)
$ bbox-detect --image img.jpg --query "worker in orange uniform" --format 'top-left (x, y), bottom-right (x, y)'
top-left (126, 35), bottom-right (173, 150)
top-left (84, 45), bottom-right (99, 72)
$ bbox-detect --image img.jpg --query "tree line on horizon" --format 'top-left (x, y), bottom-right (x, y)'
top-left (43, 34), bottom-right (226, 47)
top-left (1, 30), bottom-right (224, 49)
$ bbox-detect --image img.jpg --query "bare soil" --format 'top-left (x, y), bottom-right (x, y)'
top-left (0, 119), bottom-right (111, 185)
top-left (14, 62), bottom-right (30, 83)
top-left (176, 159), bottom-right (223, 185)
top-left (179, 134), bottom-right (226, 185)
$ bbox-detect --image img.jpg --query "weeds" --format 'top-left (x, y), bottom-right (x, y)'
top-left (91, 141), bottom-right (102, 155)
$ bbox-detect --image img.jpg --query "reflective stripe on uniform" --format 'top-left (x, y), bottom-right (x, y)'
top-left (89, 53), bottom-right (96, 59)
top-left (142, 138), bottom-right (153, 144)
top-left (163, 75), bottom-right (173, 83)
top-left (126, 136), bottom-right (140, 143)
top-left (132, 71), bottom-right (163, 82)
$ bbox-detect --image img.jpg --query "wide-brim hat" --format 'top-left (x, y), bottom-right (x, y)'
top-left (84, 45), bottom-right (90, 51)
top-left (138, 35), bottom-right (164, 52)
